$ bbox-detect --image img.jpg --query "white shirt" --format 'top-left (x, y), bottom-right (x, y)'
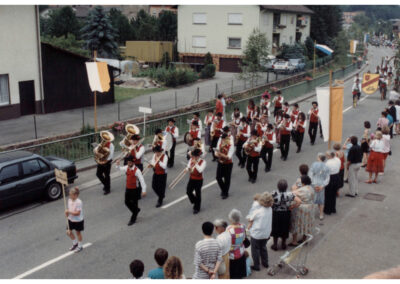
top-left (204, 114), bottom-right (215, 126)
top-left (238, 123), bottom-right (251, 138)
top-left (263, 130), bottom-right (276, 145)
top-left (107, 143), bottom-right (115, 161)
top-left (395, 105), bottom-right (400, 122)
top-left (210, 119), bottom-right (226, 133)
top-left (382, 134), bottom-right (391, 153)
top-left (247, 205), bottom-right (272, 240)
top-left (165, 125), bottom-right (179, 139)
top-left (216, 138), bottom-right (234, 159)
top-left (151, 154), bottom-right (168, 172)
top-left (370, 139), bottom-right (384, 153)
top-left (282, 120), bottom-right (293, 132)
top-left (186, 158), bottom-right (206, 173)
top-left (325, 157), bottom-right (341, 175)
top-left (189, 118), bottom-right (203, 132)
top-left (130, 143), bottom-right (145, 160)
top-left (216, 231), bottom-right (231, 256)
top-left (116, 165), bottom-right (147, 192)
top-left (68, 198), bottom-right (83, 222)
top-left (243, 138), bottom-right (262, 153)
top-left (231, 112), bottom-right (243, 121)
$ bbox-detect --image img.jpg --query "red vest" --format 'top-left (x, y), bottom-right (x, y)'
top-left (239, 125), bottom-right (249, 141)
top-left (291, 109), bottom-right (299, 122)
top-left (219, 143), bottom-right (233, 164)
top-left (216, 100), bottom-right (223, 114)
top-left (126, 167), bottom-right (138, 189)
top-left (154, 155), bottom-right (166, 175)
top-left (247, 106), bottom-right (254, 119)
top-left (296, 119), bottom-right (305, 133)
top-left (283, 106), bottom-right (289, 114)
top-left (190, 159), bottom-right (204, 180)
top-left (248, 140), bottom-right (260, 157)
top-left (310, 108), bottom-right (319, 123)
top-left (257, 123), bottom-right (265, 137)
top-left (190, 129), bottom-right (200, 139)
top-left (263, 132), bottom-right (274, 148)
top-left (131, 144), bottom-right (143, 165)
top-left (166, 126), bottom-right (176, 140)
top-left (214, 120), bottom-right (224, 137)
top-left (281, 121), bottom-right (291, 135)
top-left (205, 115), bottom-right (215, 126)
top-left (105, 142), bottom-right (111, 148)
top-left (275, 96), bottom-right (282, 107)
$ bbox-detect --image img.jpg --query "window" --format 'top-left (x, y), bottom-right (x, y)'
top-left (262, 13), bottom-right (268, 26)
top-left (38, 159), bottom-right (50, 172)
top-left (281, 15), bottom-right (287, 26)
top-left (291, 16), bottom-right (294, 25)
top-left (193, 13), bottom-right (207, 24)
top-left (0, 74), bottom-right (10, 106)
top-left (22, 159), bottom-right (42, 177)
top-left (228, 13), bottom-right (242, 25)
top-left (273, 13), bottom-right (280, 27)
top-left (192, 36), bottom-right (206, 48)
top-left (0, 164), bottom-right (19, 184)
top-left (228, 38), bottom-right (241, 49)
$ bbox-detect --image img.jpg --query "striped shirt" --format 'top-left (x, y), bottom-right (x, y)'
top-left (193, 238), bottom-right (222, 279)
top-left (227, 224), bottom-right (246, 260)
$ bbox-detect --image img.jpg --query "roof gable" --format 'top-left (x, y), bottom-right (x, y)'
top-left (260, 5), bottom-right (314, 14)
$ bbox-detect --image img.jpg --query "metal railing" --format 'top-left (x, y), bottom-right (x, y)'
top-left (2, 62), bottom-right (357, 162)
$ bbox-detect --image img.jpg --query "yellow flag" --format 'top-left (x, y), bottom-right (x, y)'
top-left (362, 73), bottom-right (379, 94)
top-left (329, 86), bottom-right (344, 143)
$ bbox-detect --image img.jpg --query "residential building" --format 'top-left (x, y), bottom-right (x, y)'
top-left (342, 11), bottom-right (365, 30)
top-left (177, 5), bottom-right (313, 72)
top-left (149, 5), bottom-right (177, 17)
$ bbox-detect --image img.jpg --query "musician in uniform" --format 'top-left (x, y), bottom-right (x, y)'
top-left (256, 116), bottom-right (268, 137)
top-left (231, 107), bottom-right (243, 122)
top-left (190, 120), bottom-right (201, 140)
top-left (210, 112), bottom-right (225, 161)
top-left (153, 129), bottom-right (167, 151)
top-left (187, 137), bottom-right (206, 159)
top-left (282, 102), bottom-right (290, 115)
top-left (279, 114), bottom-right (293, 161)
top-left (308, 101), bottom-right (320, 145)
top-left (216, 94), bottom-right (224, 117)
top-left (190, 112), bottom-right (203, 132)
top-left (243, 130), bottom-right (262, 183)
top-left (222, 126), bottom-right (235, 145)
top-left (236, 117), bottom-right (250, 168)
top-left (274, 109), bottom-right (284, 147)
top-left (148, 145), bottom-right (168, 208)
top-left (186, 149), bottom-right (206, 214)
top-left (129, 134), bottom-right (145, 171)
top-left (246, 99), bottom-right (256, 124)
top-left (95, 131), bottom-right (115, 195)
top-left (294, 112), bottom-right (307, 153)
top-left (290, 103), bottom-right (300, 123)
top-left (116, 156), bottom-right (147, 226)
top-left (165, 118), bottom-right (179, 168)
top-left (204, 109), bottom-right (215, 147)
top-left (261, 124), bottom-right (276, 172)
top-left (215, 133), bottom-right (235, 199)
top-left (273, 90), bottom-right (284, 117)
top-left (260, 91), bottom-right (271, 109)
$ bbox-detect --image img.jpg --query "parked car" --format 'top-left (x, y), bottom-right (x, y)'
top-left (289, 58), bottom-right (306, 72)
top-left (261, 56), bottom-right (277, 71)
top-left (0, 151), bottom-right (78, 210)
top-left (272, 60), bottom-right (296, 74)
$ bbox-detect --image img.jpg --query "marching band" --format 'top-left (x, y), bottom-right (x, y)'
top-left (93, 90), bottom-right (328, 223)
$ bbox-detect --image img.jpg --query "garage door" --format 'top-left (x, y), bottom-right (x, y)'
top-left (219, 58), bottom-right (242, 72)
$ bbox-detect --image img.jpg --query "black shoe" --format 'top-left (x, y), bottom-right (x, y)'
top-left (251, 179), bottom-right (256, 184)
top-left (156, 201), bottom-right (163, 208)
top-left (251, 266), bottom-right (260, 271)
top-left (296, 149), bottom-right (300, 153)
top-left (345, 194), bottom-right (355, 198)
top-left (193, 209), bottom-right (199, 214)
top-left (238, 162), bottom-right (242, 167)
top-left (212, 158), bottom-right (217, 162)
top-left (240, 164), bottom-right (245, 168)
top-left (128, 218), bottom-right (136, 226)
top-left (221, 195), bottom-right (228, 200)
top-left (248, 177), bottom-right (252, 182)
top-left (103, 190), bottom-right (110, 195)
top-left (344, 179), bottom-right (348, 183)
top-left (283, 157), bottom-right (287, 161)
top-left (311, 142), bottom-right (314, 145)
top-left (262, 264), bottom-right (269, 269)
top-left (167, 164), bottom-right (173, 168)
top-left (265, 168), bottom-right (270, 172)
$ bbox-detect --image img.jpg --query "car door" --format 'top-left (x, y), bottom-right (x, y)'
top-left (0, 163), bottom-right (22, 209)
top-left (20, 159), bottom-right (47, 201)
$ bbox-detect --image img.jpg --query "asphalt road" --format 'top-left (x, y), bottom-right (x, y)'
top-left (0, 46), bottom-right (398, 279)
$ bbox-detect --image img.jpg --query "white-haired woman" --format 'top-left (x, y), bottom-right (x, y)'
top-left (214, 219), bottom-right (231, 279)
top-left (226, 209), bottom-right (247, 279)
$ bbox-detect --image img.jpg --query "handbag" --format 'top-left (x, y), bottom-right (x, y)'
top-left (243, 237), bottom-right (250, 248)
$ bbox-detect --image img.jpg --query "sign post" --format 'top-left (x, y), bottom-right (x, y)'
top-left (55, 168), bottom-right (70, 232)
top-left (139, 106), bottom-right (152, 137)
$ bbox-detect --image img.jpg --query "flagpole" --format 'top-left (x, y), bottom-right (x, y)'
top-left (93, 50), bottom-right (98, 133)
top-left (328, 70), bottom-right (332, 150)
top-left (313, 41), bottom-right (316, 78)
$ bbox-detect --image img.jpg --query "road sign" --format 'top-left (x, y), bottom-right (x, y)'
top-left (139, 106), bottom-right (152, 114)
top-left (54, 168), bottom-right (68, 185)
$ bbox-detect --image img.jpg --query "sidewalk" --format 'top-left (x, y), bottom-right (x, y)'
top-left (0, 71), bottom-right (279, 146)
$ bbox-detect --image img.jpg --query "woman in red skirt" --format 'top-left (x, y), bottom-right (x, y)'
top-left (366, 131), bottom-right (385, 184)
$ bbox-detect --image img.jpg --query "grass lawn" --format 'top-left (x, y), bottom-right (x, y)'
top-left (115, 86), bottom-right (169, 102)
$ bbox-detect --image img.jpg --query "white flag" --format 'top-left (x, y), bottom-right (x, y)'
top-left (316, 87), bottom-right (330, 142)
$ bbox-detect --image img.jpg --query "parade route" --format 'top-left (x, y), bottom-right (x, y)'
top-left (1, 46), bottom-right (398, 279)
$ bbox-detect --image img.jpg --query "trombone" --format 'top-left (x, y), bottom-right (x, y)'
top-left (169, 160), bottom-right (199, 190)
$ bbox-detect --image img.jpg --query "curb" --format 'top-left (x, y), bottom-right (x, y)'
top-left (76, 64), bottom-right (366, 173)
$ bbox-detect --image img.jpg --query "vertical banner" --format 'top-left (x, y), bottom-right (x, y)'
top-left (329, 86), bottom-right (344, 143)
top-left (85, 62), bottom-right (111, 93)
top-left (316, 87), bottom-right (330, 142)
top-left (350, 40), bottom-right (358, 54)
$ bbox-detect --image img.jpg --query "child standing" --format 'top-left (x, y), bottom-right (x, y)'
top-left (65, 187), bottom-right (84, 253)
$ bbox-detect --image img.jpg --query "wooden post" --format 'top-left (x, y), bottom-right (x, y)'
top-left (62, 183), bottom-right (70, 232)
top-left (313, 41), bottom-right (316, 78)
top-left (93, 50), bottom-right (98, 132)
top-left (328, 70), bottom-right (332, 150)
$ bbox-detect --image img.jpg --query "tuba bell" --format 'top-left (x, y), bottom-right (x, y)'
top-left (94, 131), bottom-right (115, 164)
top-left (121, 124), bottom-right (140, 150)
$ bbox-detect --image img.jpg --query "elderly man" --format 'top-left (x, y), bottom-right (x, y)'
top-left (346, 136), bottom-right (363, 197)
top-left (309, 153), bottom-right (330, 220)
top-left (324, 151), bottom-right (341, 215)
top-left (214, 219), bottom-right (231, 279)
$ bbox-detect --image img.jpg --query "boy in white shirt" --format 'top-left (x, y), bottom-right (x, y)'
top-left (65, 187), bottom-right (84, 253)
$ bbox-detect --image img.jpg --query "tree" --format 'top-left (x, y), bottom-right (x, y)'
top-left (109, 8), bottom-right (135, 44)
top-left (239, 29), bottom-right (269, 81)
top-left (307, 6), bottom-right (342, 48)
top-left (204, 52), bottom-right (213, 65)
top-left (41, 33), bottom-right (90, 57)
top-left (131, 9), bottom-right (159, 40)
top-left (46, 6), bottom-right (81, 38)
top-left (305, 37), bottom-right (314, 60)
top-left (333, 30), bottom-right (349, 65)
top-left (279, 43), bottom-right (306, 60)
top-left (157, 11), bottom-right (177, 42)
top-left (81, 6), bottom-right (119, 58)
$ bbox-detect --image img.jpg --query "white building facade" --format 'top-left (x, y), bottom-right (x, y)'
top-left (177, 5), bottom-right (313, 72)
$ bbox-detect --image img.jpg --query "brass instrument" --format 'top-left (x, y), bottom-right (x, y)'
top-left (169, 159), bottom-right (200, 189)
top-left (244, 137), bottom-right (261, 156)
top-left (151, 133), bottom-right (164, 149)
top-left (215, 136), bottom-right (231, 163)
top-left (142, 154), bottom-right (164, 177)
top-left (121, 124), bottom-right (140, 149)
top-left (94, 131), bottom-right (114, 164)
top-left (115, 138), bottom-right (144, 164)
top-left (210, 120), bottom-right (222, 138)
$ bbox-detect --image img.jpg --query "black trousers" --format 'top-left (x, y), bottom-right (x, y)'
top-left (211, 136), bottom-right (220, 160)
top-left (246, 156), bottom-right (260, 180)
top-left (186, 179), bottom-right (203, 211)
top-left (319, 120), bottom-right (323, 138)
top-left (261, 146), bottom-right (273, 170)
top-left (235, 139), bottom-right (247, 165)
top-left (324, 174), bottom-right (339, 214)
top-left (274, 106), bottom-right (282, 117)
top-left (216, 162), bottom-right (233, 196)
top-left (295, 131), bottom-right (304, 151)
top-left (96, 160), bottom-right (112, 191)
top-left (280, 134), bottom-right (290, 159)
top-left (168, 139), bottom-right (176, 167)
top-left (251, 237), bottom-right (269, 269)
top-left (125, 188), bottom-right (141, 221)
top-left (152, 173), bottom-right (167, 203)
top-left (308, 121), bottom-right (318, 144)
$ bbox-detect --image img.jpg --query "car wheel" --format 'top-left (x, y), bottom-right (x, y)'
top-left (46, 182), bottom-right (62, 201)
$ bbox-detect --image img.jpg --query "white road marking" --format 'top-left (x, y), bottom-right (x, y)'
top-left (13, 243), bottom-right (93, 279)
top-left (343, 106), bottom-right (352, 113)
top-left (161, 180), bottom-right (217, 209)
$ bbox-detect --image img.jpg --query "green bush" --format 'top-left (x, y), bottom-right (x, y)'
top-left (161, 52), bottom-right (170, 68)
top-left (165, 70), bottom-right (178, 87)
top-left (138, 66), bottom-right (198, 87)
top-left (200, 64), bottom-right (216, 79)
top-left (204, 52), bottom-right (213, 65)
